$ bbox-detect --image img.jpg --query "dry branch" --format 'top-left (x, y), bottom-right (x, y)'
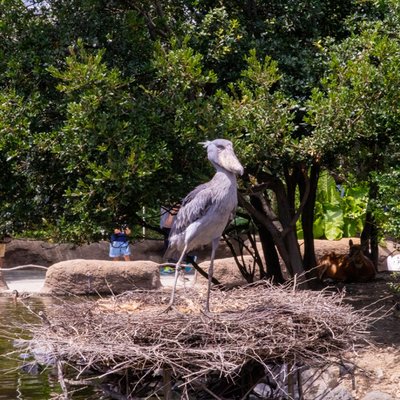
top-left (19, 282), bottom-right (371, 398)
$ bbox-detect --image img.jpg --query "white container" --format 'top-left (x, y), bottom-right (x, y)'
top-left (387, 254), bottom-right (400, 271)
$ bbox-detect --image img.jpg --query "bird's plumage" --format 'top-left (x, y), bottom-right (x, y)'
top-left (167, 139), bottom-right (243, 254)
top-left (165, 138), bottom-right (243, 312)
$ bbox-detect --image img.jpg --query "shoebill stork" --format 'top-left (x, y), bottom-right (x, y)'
top-left (166, 138), bottom-right (243, 312)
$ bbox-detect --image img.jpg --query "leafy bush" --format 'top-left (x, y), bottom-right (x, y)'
top-left (298, 171), bottom-right (368, 240)
top-left (371, 169), bottom-right (400, 240)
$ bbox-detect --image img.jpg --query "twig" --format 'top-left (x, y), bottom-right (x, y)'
top-left (57, 360), bottom-right (69, 399)
top-left (15, 283), bottom-right (373, 399)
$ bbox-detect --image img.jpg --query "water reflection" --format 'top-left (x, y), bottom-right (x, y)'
top-left (0, 297), bottom-right (96, 399)
top-left (0, 297), bottom-right (59, 399)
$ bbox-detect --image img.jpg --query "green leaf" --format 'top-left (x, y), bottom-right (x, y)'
top-left (323, 205), bottom-right (344, 240)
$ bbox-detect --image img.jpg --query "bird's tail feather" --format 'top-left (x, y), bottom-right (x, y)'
top-left (163, 246), bottom-right (180, 262)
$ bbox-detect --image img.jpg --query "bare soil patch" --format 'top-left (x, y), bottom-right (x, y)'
top-left (313, 238), bottom-right (400, 399)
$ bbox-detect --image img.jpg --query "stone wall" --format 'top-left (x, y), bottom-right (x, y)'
top-left (2, 238), bottom-right (242, 268)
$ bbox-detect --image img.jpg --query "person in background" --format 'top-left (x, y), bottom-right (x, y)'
top-left (159, 204), bottom-right (180, 274)
top-left (160, 204), bottom-right (180, 253)
top-left (109, 224), bottom-right (131, 261)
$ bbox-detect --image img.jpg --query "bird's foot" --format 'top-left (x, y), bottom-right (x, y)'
top-left (200, 307), bottom-right (214, 318)
top-left (160, 303), bottom-right (176, 314)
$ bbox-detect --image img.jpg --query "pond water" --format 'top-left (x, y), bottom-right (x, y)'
top-left (0, 270), bottom-right (98, 400)
top-left (0, 267), bottom-right (192, 399)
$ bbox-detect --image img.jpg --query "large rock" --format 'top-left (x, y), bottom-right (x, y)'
top-left (41, 259), bottom-right (161, 295)
top-left (197, 255), bottom-right (254, 287)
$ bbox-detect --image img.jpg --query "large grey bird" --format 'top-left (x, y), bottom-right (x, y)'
top-left (166, 138), bottom-right (244, 312)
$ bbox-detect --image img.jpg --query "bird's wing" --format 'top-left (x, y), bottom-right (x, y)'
top-left (171, 183), bottom-right (213, 236)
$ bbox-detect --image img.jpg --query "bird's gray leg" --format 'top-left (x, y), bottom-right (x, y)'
top-left (165, 245), bottom-right (188, 311)
top-left (190, 269), bottom-right (198, 288)
top-left (205, 238), bottom-right (219, 313)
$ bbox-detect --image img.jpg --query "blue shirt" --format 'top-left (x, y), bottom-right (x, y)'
top-left (111, 232), bottom-right (129, 243)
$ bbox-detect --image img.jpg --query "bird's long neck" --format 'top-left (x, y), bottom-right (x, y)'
top-left (212, 166), bottom-right (238, 189)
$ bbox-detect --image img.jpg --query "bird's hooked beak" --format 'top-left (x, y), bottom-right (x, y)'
top-left (221, 149), bottom-right (244, 176)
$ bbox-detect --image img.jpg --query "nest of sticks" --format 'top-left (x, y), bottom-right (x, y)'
top-left (23, 281), bottom-right (371, 399)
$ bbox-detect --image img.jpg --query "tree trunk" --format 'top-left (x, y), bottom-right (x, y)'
top-left (250, 195), bottom-right (284, 283)
top-left (299, 163), bottom-right (320, 274)
top-left (361, 182), bottom-right (379, 270)
top-left (238, 175), bottom-right (307, 287)
top-left (274, 179), bottom-right (305, 278)
top-left (361, 210), bottom-right (379, 270)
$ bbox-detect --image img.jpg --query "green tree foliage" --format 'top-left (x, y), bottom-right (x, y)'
top-left (215, 51), bottom-right (308, 279)
top-left (43, 40), bottom-right (205, 241)
top-left (1, 0), bottom-right (399, 280)
top-left (306, 0), bottom-right (400, 258)
top-left (0, 90), bottom-right (34, 232)
top-left (217, 50), bottom-right (296, 166)
top-left (372, 169), bottom-right (400, 239)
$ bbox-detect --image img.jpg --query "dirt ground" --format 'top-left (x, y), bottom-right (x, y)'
top-left (312, 238), bottom-right (400, 399)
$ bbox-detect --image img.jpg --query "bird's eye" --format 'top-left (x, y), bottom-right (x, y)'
top-left (216, 145), bottom-right (225, 150)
